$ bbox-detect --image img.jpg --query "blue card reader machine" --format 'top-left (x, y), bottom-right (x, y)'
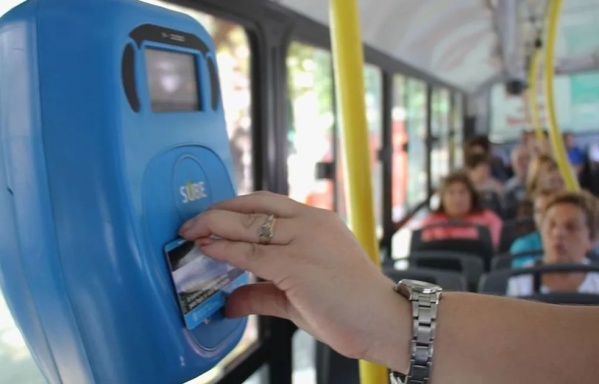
top-left (0, 0), bottom-right (248, 382)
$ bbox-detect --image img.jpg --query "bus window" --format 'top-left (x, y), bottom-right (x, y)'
top-left (430, 88), bottom-right (451, 188)
top-left (451, 93), bottom-right (464, 169)
top-left (212, 22), bottom-right (254, 197)
top-left (365, 64), bottom-right (383, 238)
top-left (193, 13), bottom-right (254, 197)
top-left (287, 42), bottom-right (335, 211)
top-left (0, 1), bottom-right (24, 17)
top-left (286, 41), bottom-right (335, 384)
top-left (389, 78), bottom-right (428, 261)
top-left (405, 79), bottom-right (428, 208)
top-left (0, 293), bottom-right (45, 384)
top-left (392, 75), bottom-right (408, 222)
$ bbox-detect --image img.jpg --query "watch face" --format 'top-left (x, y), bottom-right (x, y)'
top-left (399, 279), bottom-right (442, 294)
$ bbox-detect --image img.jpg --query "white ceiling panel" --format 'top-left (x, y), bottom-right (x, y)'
top-left (277, 0), bottom-right (502, 92)
top-left (276, 0), bottom-right (599, 93)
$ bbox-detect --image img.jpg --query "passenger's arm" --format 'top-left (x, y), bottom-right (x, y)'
top-left (179, 191), bottom-right (599, 384)
top-left (419, 293), bottom-right (599, 383)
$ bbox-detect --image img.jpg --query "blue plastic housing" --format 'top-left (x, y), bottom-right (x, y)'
top-left (0, 0), bottom-right (248, 382)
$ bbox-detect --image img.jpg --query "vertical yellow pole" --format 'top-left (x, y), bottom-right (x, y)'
top-left (527, 47), bottom-right (545, 143)
top-left (544, 0), bottom-right (579, 191)
top-left (329, 1), bottom-right (388, 383)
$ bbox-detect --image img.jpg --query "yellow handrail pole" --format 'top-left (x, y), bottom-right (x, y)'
top-left (544, 0), bottom-right (579, 191)
top-left (528, 47), bottom-right (545, 143)
top-left (329, 1), bottom-right (388, 383)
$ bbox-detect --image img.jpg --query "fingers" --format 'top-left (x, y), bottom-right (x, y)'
top-left (198, 239), bottom-right (286, 282)
top-left (210, 191), bottom-right (301, 218)
top-left (224, 282), bottom-right (290, 319)
top-left (179, 210), bottom-right (293, 245)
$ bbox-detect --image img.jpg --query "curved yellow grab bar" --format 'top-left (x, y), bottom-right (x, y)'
top-left (544, 0), bottom-right (579, 191)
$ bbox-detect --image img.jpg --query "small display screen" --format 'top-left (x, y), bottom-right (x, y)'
top-left (164, 238), bottom-right (245, 329)
top-left (145, 48), bottom-right (200, 112)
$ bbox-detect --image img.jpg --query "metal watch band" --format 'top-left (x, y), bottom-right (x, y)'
top-left (390, 290), bottom-right (440, 384)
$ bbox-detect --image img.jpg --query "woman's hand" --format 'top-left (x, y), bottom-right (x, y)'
top-left (179, 191), bottom-right (409, 369)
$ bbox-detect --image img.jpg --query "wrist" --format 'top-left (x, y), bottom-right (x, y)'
top-left (360, 278), bottom-right (412, 373)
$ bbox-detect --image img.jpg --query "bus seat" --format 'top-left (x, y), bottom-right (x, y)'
top-left (491, 249), bottom-right (544, 270)
top-left (382, 266), bottom-right (468, 291)
top-left (407, 251), bottom-right (483, 291)
top-left (500, 200), bottom-right (519, 221)
top-left (479, 263), bottom-right (599, 295)
top-left (410, 223), bottom-right (494, 270)
top-left (497, 217), bottom-right (536, 253)
top-left (520, 292), bottom-right (599, 305)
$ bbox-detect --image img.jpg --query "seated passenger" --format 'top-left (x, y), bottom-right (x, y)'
top-left (464, 135), bottom-right (509, 182)
top-left (520, 130), bottom-right (534, 149)
top-left (563, 132), bottom-right (585, 175)
top-left (507, 191), bottom-right (599, 296)
top-left (419, 171), bottom-right (502, 249)
top-left (525, 154), bottom-right (565, 195)
top-left (510, 189), bottom-right (554, 268)
top-left (465, 153), bottom-right (503, 196)
top-left (504, 145), bottom-right (530, 205)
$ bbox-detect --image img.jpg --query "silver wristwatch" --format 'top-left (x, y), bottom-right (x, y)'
top-left (390, 279), bottom-right (443, 384)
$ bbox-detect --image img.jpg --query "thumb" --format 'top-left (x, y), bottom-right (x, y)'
top-left (224, 282), bottom-right (290, 319)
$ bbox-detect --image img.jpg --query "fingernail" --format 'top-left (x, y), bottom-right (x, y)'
top-left (179, 219), bottom-right (195, 234)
